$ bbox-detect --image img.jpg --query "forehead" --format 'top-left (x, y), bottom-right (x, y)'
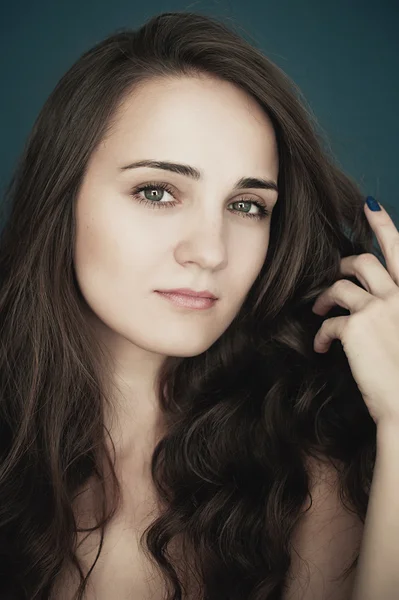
top-left (96, 75), bottom-right (279, 177)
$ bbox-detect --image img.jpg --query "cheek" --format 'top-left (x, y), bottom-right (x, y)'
top-left (73, 216), bottom-right (132, 320)
top-left (75, 205), bottom-right (161, 283)
top-left (73, 203), bottom-right (174, 334)
top-left (229, 231), bottom-right (269, 293)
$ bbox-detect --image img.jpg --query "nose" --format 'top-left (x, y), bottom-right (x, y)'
top-left (174, 211), bottom-right (228, 271)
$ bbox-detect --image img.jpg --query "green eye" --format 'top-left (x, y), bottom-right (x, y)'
top-left (130, 183), bottom-right (270, 221)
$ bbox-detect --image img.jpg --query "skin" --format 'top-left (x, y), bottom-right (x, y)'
top-left (66, 75), bottom-right (364, 599)
top-left (73, 73), bottom-right (279, 471)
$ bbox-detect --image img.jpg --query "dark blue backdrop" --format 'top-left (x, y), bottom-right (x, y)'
top-left (1, 0), bottom-right (398, 224)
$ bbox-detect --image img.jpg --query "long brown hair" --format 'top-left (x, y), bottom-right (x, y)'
top-left (0, 11), bottom-right (383, 599)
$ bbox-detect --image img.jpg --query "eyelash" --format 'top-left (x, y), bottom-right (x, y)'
top-left (129, 181), bottom-right (270, 221)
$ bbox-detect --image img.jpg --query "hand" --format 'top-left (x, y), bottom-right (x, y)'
top-left (311, 198), bottom-right (399, 427)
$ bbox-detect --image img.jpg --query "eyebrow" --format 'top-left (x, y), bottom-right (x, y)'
top-left (119, 160), bottom-right (279, 193)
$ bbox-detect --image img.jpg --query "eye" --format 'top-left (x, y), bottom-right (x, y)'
top-left (228, 199), bottom-right (270, 220)
top-left (129, 182), bottom-right (271, 221)
top-left (130, 181), bottom-right (177, 209)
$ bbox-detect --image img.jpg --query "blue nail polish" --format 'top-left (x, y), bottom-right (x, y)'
top-left (366, 196), bottom-right (381, 211)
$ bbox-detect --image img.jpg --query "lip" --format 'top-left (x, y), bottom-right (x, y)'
top-left (155, 288), bottom-right (218, 300)
top-left (155, 290), bottom-right (218, 310)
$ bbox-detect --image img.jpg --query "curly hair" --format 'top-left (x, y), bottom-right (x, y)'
top-left (0, 10), bottom-right (384, 600)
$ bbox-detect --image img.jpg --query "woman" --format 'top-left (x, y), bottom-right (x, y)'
top-left (0, 10), bottom-right (398, 600)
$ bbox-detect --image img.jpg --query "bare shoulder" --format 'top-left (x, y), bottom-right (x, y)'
top-left (282, 455), bottom-right (363, 600)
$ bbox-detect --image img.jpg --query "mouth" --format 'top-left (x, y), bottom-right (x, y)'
top-left (154, 290), bottom-right (218, 310)
top-left (155, 288), bottom-right (218, 300)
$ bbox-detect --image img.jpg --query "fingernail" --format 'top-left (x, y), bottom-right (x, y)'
top-left (365, 196), bottom-right (381, 211)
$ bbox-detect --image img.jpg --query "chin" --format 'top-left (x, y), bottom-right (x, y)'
top-left (144, 332), bottom-right (221, 358)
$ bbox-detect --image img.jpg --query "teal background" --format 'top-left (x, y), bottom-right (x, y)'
top-left (1, 0), bottom-right (398, 226)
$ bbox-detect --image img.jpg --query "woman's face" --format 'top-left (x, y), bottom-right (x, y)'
top-left (74, 74), bottom-right (279, 360)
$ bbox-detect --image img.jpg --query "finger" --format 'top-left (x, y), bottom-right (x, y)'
top-left (339, 254), bottom-right (396, 298)
top-left (312, 279), bottom-right (371, 316)
top-left (314, 315), bottom-right (349, 353)
top-left (364, 201), bottom-right (399, 285)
